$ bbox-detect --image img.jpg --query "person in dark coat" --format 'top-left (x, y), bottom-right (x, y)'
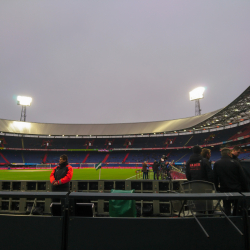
top-left (166, 161), bottom-right (172, 180)
top-left (231, 146), bottom-right (242, 163)
top-left (185, 146), bottom-right (213, 182)
top-left (152, 160), bottom-right (160, 180)
top-left (142, 161), bottom-right (148, 180)
top-left (213, 148), bottom-right (249, 215)
top-left (201, 148), bottom-right (214, 182)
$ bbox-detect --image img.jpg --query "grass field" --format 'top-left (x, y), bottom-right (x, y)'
top-left (0, 168), bottom-right (152, 181)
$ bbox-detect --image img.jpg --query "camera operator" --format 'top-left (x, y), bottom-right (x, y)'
top-left (159, 155), bottom-right (168, 180)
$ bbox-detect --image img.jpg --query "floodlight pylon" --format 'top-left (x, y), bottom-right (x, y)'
top-left (189, 87), bottom-right (205, 116)
top-left (195, 99), bottom-right (201, 116)
top-left (20, 106), bottom-right (27, 121)
top-left (17, 96), bottom-right (32, 122)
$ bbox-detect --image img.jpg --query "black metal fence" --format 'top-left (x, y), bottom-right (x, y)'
top-left (0, 180), bottom-right (185, 215)
top-left (0, 191), bottom-right (249, 250)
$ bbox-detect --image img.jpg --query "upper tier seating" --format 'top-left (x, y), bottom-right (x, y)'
top-left (229, 125), bottom-right (250, 140)
top-left (0, 123), bottom-right (248, 150)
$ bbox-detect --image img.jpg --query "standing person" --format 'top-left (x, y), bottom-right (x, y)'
top-left (152, 160), bottom-right (159, 180)
top-left (213, 148), bottom-right (249, 215)
top-left (50, 154), bottom-right (73, 192)
top-left (231, 146), bottom-right (242, 163)
top-left (186, 146), bottom-right (213, 182)
top-left (142, 161), bottom-right (148, 180)
top-left (146, 163), bottom-right (149, 179)
top-left (201, 148), bottom-right (213, 182)
top-left (166, 161), bottom-right (172, 180)
top-left (159, 156), bottom-right (166, 180)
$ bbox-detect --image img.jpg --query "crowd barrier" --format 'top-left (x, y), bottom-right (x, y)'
top-left (0, 179), bottom-right (186, 215)
top-left (0, 191), bottom-right (249, 250)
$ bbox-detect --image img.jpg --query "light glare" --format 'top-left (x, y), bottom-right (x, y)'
top-left (12, 121), bottom-right (31, 129)
top-left (17, 96), bottom-right (32, 106)
top-left (189, 87), bottom-right (205, 101)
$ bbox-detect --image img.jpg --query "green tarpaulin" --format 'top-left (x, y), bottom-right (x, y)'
top-left (109, 189), bottom-right (136, 217)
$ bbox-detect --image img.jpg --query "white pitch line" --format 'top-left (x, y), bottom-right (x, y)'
top-left (126, 174), bottom-right (143, 180)
top-left (8, 170), bottom-right (51, 172)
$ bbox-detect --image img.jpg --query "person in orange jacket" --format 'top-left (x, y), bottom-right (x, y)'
top-left (50, 154), bottom-right (73, 192)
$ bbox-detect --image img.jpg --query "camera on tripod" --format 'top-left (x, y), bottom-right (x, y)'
top-left (161, 155), bottom-right (168, 161)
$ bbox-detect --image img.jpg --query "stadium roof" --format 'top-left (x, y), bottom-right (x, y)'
top-left (0, 86), bottom-right (249, 136)
top-left (187, 86), bottom-right (250, 132)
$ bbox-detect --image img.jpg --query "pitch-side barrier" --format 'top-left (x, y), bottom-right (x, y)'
top-left (0, 179), bottom-right (186, 215)
top-left (0, 191), bottom-right (249, 250)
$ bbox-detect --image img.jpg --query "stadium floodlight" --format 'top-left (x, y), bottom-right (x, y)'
top-left (17, 96), bottom-right (32, 121)
top-left (189, 87), bottom-right (205, 116)
top-left (189, 87), bottom-right (205, 101)
top-left (17, 96), bottom-right (32, 106)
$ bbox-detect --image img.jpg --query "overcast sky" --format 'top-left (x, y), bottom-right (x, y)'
top-left (0, 1), bottom-right (249, 124)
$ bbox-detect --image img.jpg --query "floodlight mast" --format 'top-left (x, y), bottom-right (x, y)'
top-left (20, 106), bottom-right (27, 121)
top-left (17, 96), bottom-right (32, 122)
top-left (195, 99), bottom-right (201, 116)
top-left (189, 87), bottom-right (205, 116)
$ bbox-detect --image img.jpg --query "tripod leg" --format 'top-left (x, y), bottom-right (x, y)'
top-left (190, 210), bottom-right (209, 238)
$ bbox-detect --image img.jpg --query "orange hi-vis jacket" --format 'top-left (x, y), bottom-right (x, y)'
top-left (50, 164), bottom-right (73, 185)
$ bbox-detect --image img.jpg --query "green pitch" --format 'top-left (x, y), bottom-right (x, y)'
top-left (0, 168), bottom-right (151, 181)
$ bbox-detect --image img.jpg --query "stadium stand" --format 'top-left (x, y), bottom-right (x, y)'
top-left (22, 151), bottom-right (45, 163)
top-left (0, 121), bottom-right (249, 165)
top-left (229, 124), bottom-right (250, 140)
top-left (0, 152), bottom-right (9, 164)
top-left (1, 85), bottom-right (250, 166)
top-left (85, 152), bottom-right (106, 163)
top-left (106, 152), bottom-right (127, 163)
top-left (239, 152), bottom-right (250, 160)
top-left (1, 150), bottom-right (23, 163)
top-left (0, 122), bottom-right (249, 150)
